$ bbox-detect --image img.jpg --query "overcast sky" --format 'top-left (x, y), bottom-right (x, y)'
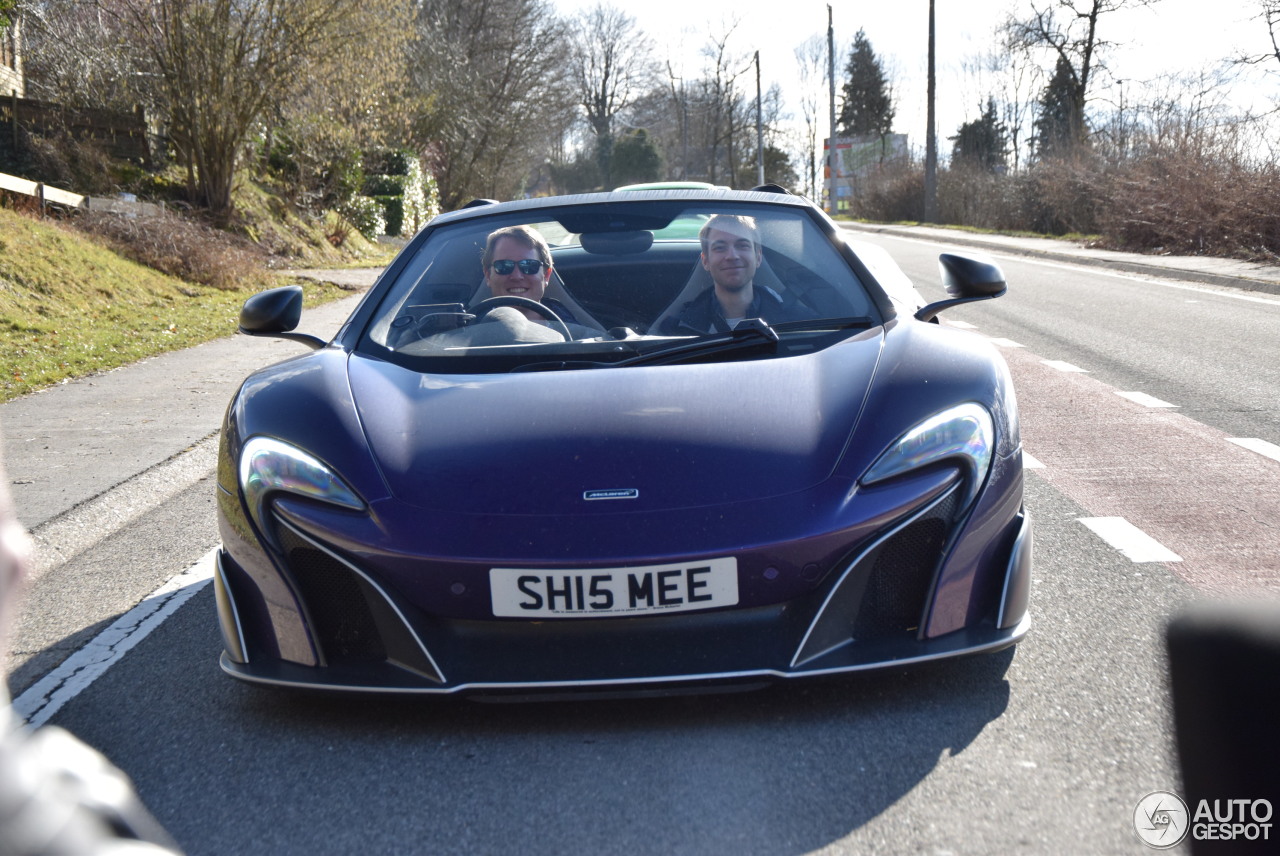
top-left (553, 0), bottom-right (1278, 156)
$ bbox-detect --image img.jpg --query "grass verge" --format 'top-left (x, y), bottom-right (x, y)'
top-left (0, 207), bottom-right (355, 403)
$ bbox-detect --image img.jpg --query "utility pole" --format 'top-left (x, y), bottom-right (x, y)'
top-left (826, 5), bottom-right (836, 215)
top-left (755, 51), bottom-right (764, 186)
top-left (924, 0), bottom-right (938, 222)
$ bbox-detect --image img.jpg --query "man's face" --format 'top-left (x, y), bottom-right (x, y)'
top-left (701, 227), bottom-right (760, 293)
top-left (486, 236), bottom-right (550, 303)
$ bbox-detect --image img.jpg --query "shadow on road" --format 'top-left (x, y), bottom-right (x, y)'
top-left (51, 588), bottom-right (1013, 855)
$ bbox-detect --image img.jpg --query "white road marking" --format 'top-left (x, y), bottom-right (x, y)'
top-left (1078, 517), bottom-right (1183, 563)
top-left (12, 549), bottom-right (216, 728)
top-left (987, 337), bottom-right (1025, 348)
top-left (1115, 391), bottom-right (1178, 408)
top-left (1023, 451), bottom-right (1045, 469)
top-left (1228, 438), bottom-right (1280, 464)
top-left (944, 319), bottom-right (978, 329)
top-left (1042, 360), bottom-right (1089, 373)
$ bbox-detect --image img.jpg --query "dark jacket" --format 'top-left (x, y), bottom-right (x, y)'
top-left (659, 285), bottom-right (804, 335)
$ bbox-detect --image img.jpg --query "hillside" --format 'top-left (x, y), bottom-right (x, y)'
top-left (0, 206), bottom-right (354, 402)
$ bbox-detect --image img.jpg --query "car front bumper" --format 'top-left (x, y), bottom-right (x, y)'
top-left (214, 484), bottom-right (1033, 696)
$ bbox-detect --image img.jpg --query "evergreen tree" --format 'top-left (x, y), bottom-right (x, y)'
top-left (950, 97), bottom-right (1008, 172)
top-left (1033, 55), bottom-right (1086, 159)
top-left (837, 30), bottom-right (895, 138)
top-left (610, 129), bottom-right (662, 187)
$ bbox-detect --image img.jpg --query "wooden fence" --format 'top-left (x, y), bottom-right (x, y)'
top-left (0, 169), bottom-right (165, 217)
top-left (1, 92), bottom-right (158, 166)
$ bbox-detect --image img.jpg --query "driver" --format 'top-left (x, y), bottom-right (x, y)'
top-left (659, 214), bottom-right (804, 334)
top-left (481, 225), bottom-right (578, 326)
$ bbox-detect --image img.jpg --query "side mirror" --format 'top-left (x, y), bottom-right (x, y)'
top-left (915, 253), bottom-right (1008, 322)
top-left (239, 285), bottom-right (326, 349)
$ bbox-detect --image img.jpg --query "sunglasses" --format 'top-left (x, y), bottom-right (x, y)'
top-left (491, 258), bottom-right (547, 276)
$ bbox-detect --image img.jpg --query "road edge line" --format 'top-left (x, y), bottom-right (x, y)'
top-left (12, 549), bottom-right (217, 727)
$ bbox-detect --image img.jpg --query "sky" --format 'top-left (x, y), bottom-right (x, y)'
top-left (553, 0), bottom-right (1278, 161)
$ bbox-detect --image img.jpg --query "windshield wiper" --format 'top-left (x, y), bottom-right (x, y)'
top-left (507, 316), bottom-right (877, 372)
top-left (617, 318), bottom-right (780, 367)
top-left (509, 359), bottom-right (620, 372)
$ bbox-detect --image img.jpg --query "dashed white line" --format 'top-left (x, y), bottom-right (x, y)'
top-left (1078, 517), bottom-right (1183, 563)
top-left (987, 337), bottom-right (1025, 348)
top-left (1228, 437), bottom-right (1280, 464)
top-left (12, 550), bottom-right (216, 728)
top-left (1042, 360), bottom-right (1089, 373)
top-left (945, 319), bottom-right (978, 329)
top-left (1023, 451), bottom-right (1045, 469)
top-left (1115, 391), bottom-right (1178, 408)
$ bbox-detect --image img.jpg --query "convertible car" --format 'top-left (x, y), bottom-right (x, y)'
top-left (215, 187), bottom-right (1031, 696)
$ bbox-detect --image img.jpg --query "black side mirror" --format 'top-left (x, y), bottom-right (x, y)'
top-left (915, 253), bottom-right (1008, 322)
top-left (239, 285), bottom-right (326, 349)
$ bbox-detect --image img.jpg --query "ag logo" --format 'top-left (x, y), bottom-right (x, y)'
top-left (1134, 791), bottom-right (1190, 849)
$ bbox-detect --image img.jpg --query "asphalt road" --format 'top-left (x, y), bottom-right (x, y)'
top-left (3, 236), bottom-right (1279, 854)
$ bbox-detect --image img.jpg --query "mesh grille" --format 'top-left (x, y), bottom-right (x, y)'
top-left (852, 491), bottom-right (959, 640)
top-left (278, 526), bottom-right (386, 662)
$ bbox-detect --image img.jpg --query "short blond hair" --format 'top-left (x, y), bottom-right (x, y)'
top-left (699, 214), bottom-right (760, 254)
top-left (482, 225), bottom-right (552, 271)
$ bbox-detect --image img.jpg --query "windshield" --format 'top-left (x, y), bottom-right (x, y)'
top-left (359, 200), bottom-right (881, 372)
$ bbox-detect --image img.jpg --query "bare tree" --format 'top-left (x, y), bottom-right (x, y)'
top-left (665, 60), bottom-right (690, 180)
top-left (699, 20), bottom-right (751, 186)
top-left (410, 0), bottom-right (575, 206)
top-left (1002, 0), bottom-right (1157, 153)
top-left (959, 44), bottom-right (1043, 172)
top-left (569, 3), bottom-right (658, 186)
top-left (794, 34), bottom-right (826, 198)
top-left (1236, 0), bottom-right (1280, 79)
top-left (21, 1), bottom-right (141, 112)
top-left (86, 0), bottom-right (405, 222)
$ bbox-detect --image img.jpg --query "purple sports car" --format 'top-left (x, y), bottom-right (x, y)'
top-left (215, 187), bottom-right (1031, 696)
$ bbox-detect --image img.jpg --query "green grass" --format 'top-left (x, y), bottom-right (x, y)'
top-left (0, 207), bottom-right (353, 402)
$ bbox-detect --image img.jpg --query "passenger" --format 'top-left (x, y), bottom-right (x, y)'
top-left (660, 214), bottom-right (804, 334)
top-left (481, 225), bottom-right (577, 325)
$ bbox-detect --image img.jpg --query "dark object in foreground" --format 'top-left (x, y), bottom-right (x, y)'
top-left (1167, 600), bottom-right (1280, 855)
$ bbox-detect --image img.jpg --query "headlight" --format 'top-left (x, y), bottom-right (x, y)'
top-left (239, 437), bottom-right (365, 535)
top-left (860, 403), bottom-right (994, 510)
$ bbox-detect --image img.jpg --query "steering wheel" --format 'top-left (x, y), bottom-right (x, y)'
top-left (470, 296), bottom-right (573, 341)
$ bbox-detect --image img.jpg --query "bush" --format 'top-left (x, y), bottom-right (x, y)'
top-left (260, 119), bottom-right (365, 213)
top-left (1014, 157), bottom-right (1100, 236)
top-left (73, 208), bottom-right (271, 290)
top-left (362, 150), bottom-right (439, 237)
top-left (364, 174), bottom-right (406, 197)
top-left (1099, 154), bottom-right (1280, 259)
top-left (9, 131), bottom-right (121, 196)
top-left (938, 166), bottom-right (1020, 231)
top-left (374, 195), bottom-right (404, 237)
top-left (851, 162), bottom-right (924, 222)
top-left (340, 195), bottom-right (386, 241)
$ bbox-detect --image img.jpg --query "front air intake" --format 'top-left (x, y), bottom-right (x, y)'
top-left (792, 487), bottom-right (961, 668)
top-left (851, 489), bottom-right (958, 640)
top-left (278, 525), bottom-right (387, 663)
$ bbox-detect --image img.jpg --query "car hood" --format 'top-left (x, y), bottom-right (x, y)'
top-left (348, 334), bottom-right (883, 514)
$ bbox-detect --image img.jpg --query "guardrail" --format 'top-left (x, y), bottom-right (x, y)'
top-left (0, 170), bottom-right (164, 217)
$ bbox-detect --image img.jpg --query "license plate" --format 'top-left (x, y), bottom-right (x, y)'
top-left (489, 558), bottom-right (738, 618)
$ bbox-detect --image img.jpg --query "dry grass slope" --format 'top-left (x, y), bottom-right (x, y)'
top-left (0, 207), bottom-right (350, 402)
